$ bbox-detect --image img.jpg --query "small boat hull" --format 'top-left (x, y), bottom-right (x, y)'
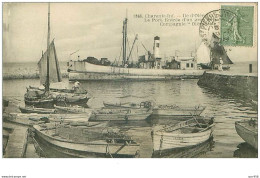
top-left (235, 120), bottom-right (258, 150)
top-left (152, 126), bottom-right (214, 153)
top-left (152, 106), bottom-right (206, 118)
top-left (53, 92), bottom-right (90, 104)
top-left (19, 106), bottom-right (56, 114)
top-left (33, 125), bottom-right (140, 158)
top-left (25, 88), bottom-right (90, 107)
top-left (103, 102), bottom-right (139, 109)
top-left (54, 105), bottom-right (92, 114)
top-left (29, 86), bottom-right (88, 94)
top-left (103, 101), bottom-right (152, 109)
top-left (152, 118), bottom-right (215, 154)
top-left (89, 111), bottom-right (152, 121)
top-left (152, 137), bottom-right (214, 158)
top-left (200, 63), bottom-right (230, 71)
top-left (24, 98), bottom-right (54, 108)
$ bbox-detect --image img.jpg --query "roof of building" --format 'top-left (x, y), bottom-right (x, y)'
top-left (177, 57), bottom-right (195, 61)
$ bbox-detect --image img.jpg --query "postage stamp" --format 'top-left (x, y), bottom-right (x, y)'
top-left (220, 5), bottom-right (254, 47)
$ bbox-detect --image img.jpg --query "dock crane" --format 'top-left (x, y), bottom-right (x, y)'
top-left (141, 42), bottom-right (155, 60)
top-left (126, 34), bottom-right (138, 64)
top-left (69, 49), bottom-right (80, 60)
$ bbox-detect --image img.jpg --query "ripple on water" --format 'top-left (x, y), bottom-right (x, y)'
top-left (3, 79), bottom-right (257, 158)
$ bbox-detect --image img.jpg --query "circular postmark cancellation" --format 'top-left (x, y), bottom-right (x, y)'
top-left (199, 9), bottom-right (236, 46)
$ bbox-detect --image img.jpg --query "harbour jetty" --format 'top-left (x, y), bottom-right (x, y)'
top-left (3, 71), bottom-right (68, 80)
top-left (197, 71), bottom-right (257, 101)
top-left (4, 122), bottom-right (29, 158)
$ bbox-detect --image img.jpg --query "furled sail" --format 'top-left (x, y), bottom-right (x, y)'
top-left (38, 40), bottom-right (62, 85)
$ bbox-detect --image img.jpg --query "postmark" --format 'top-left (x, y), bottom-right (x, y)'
top-left (199, 9), bottom-right (221, 45)
top-left (221, 5), bottom-right (254, 47)
top-left (199, 6), bottom-right (254, 47)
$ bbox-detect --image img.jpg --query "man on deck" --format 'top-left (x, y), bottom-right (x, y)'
top-left (219, 58), bottom-right (223, 71)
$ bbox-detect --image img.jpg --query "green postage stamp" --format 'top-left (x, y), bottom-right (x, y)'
top-left (221, 5), bottom-right (254, 46)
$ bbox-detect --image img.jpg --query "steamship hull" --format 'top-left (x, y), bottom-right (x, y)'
top-left (68, 61), bottom-right (204, 81)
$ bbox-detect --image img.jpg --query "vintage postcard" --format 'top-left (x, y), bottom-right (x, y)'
top-left (2, 2), bottom-right (258, 162)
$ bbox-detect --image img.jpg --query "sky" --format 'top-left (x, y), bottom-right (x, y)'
top-left (3, 2), bottom-right (257, 63)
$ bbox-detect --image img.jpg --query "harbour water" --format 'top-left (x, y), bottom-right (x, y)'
top-left (3, 71), bottom-right (258, 158)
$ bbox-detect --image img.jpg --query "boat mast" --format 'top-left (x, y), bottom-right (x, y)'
top-left (122, 11), bottom-right (127, 66)
top-left (46, 3), bottom-right (50, 92)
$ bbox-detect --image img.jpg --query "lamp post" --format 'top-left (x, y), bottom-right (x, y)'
top-left (175, 50), bottom-right (180, 60)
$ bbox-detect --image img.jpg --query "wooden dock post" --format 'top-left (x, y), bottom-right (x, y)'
top-left (249, 64), bottom-right (253, 73)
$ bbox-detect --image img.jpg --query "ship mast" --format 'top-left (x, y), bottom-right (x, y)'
top-left (122, 11), bottom-right (127, 66)
top-left (46, 3), bottom-right (50, 92)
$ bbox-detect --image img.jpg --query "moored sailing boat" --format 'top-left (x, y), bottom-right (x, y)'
top-left (24, 4), bottom-right (89, 109)
top-left (24, 3), bottom-right (55, 108)
top-left (197, 33), bottom-right (233, 70)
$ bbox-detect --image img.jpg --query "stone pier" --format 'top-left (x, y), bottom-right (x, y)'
top-left (197, 71), bottom-right (257, 101)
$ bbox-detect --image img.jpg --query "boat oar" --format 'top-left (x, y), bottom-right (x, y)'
top-left (198, 123), bottom-right (215, 133)
top-left (159, 118), bottom-right (196, 132)
top-left (190, 112), bottom-right (202, 128)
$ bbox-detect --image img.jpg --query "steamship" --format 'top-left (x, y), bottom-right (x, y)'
top-left (67, 16), bottom-right (204, 81)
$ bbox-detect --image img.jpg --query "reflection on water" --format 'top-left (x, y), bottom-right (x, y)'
top-left (199, 85), bottom-right (258, 112)
top-left (233, 142), bottom-right (258, 158)
top-left (3, 79), bottom-right (258, 158)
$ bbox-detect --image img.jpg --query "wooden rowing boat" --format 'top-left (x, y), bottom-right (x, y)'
top-left (235, 119), bottom-right (258, 150)
top-left (103, 101), bottom-right (153, 109)
top-left (152, 117), bottom-right (214, 154)
top-left (51, 92), bottom-right (90, 105)
top-left (89, 108), bottom-right (152, 121)
top-left (19, 106), bottom-right (56, 114)
top-left (10, 113), bottom-right (90, 120)
top-left (29, 85), bottom-right (88, 94)
top-left (33, 124), bottom-right (140, 158)
top-left (24, 95), bottom-right (54, 108)
top-left (152, 105), bottom-right (206, 118)
top-left (152, 137), bottom-right (214, 158)
top-left (8, 113), bottom-right (92, 127)
top-left (54, 105), bottom-right (92, 114)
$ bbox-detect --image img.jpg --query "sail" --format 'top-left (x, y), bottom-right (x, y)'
top-left (38, 40), bottom-right (62, 85)
top-left (210, 33), bottom-right (233, 65)
top-left (196, 42), bottom-right (211, 64)
top-left (211, 43), bottom-right (233, 65)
